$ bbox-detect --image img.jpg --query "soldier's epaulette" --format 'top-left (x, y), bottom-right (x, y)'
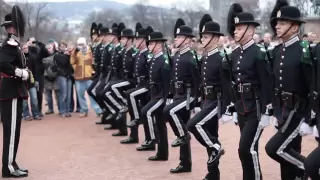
top-left (147, 52), bottom-right (153, 63)
top-left (300, 41), bottom-right (312, 65)
top-left (132, 47), bottom-right (139, 57)
top-left (107, 44), bottom-right (113, 51)
top-left (197, 55), bottom-right (202, 60)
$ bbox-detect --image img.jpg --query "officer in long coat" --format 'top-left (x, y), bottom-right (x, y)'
top-left (120, 24), bottom-right (154, 148)
top-left (265, 1), bottom-right (313, 179)
top-left (224, 3), bottom-right (273, 180)
top-left (187, 14), bottom-right (226, 180)
top-left (0, 5), bottom-right (29, 178)
top-left (163, 19), bottom-right (200, 173)
top-left (141, 31), bottom-right (170, 161)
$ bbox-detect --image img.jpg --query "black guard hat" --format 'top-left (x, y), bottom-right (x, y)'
top-left (99, 27), bottom-right (109, 36)
top-left (233, 12), bottom-right (260, 27)
top-left (173, 18), bottom-right (185, 38)
top-left (271, 2), bottom-right (305, 24)
top-left (90, 22), bottom-right (98, 37)
top-left (1, 13), bottom-right (12, 27)
top-left (201, 21), bottom-right (224, 36)
top-left (147, 31), bottom-right (167, 42)
top-left (120, 28), bottom-right (134, 38)
top-left (199, 14), bottom-right (212, 38)
top-left (175, 25), bottom-right (195, 37)
top-left (135, 28), bottom-right (148, 39)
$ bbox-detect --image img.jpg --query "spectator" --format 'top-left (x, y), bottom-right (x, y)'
top-left (22, 43), bottom-right (42, 120)
top-left (253, 33), bottom-right (260, 43)
top-left (309, 32), bottom-right (318, 44)
top-left (43, 44), bottom-right (60, 114)
top-left (56, 41), bottom-right (74, 117)
top-left (28, 37), bottom-right (50, 115)
top-left (70, 37), bottom-right (102, 117)
top-left (263, 33), bottom-right (272, 46)
top-left (302, 34), bottom-right (308, 41)
top-left (230, 40), bottom-right (237, 50)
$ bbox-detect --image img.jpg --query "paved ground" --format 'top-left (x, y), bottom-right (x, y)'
top-left (0, 109), bottom-right (317, 180)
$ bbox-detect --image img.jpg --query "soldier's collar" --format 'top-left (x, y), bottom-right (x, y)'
top-left (179, 47), bottom-right (190, 55)
top-left (240, 39), bottom-right (254, 50)
top-left (207, 48), bottom-right (219, 56)
top-left (140, 47), bottom-right (148, 54)
top-left (115, 43), bottom-right (121, 47)
top-left (126, 46), bottom-right (133, 52)
top-left (10, 34), bottom-right (20, 43)
top-left (154, 51), bottom-right (163, 59)
top-left (283, 35), bottom-right (299, 47)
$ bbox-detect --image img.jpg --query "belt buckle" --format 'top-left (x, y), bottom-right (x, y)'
top-left (238, 84), bottom-right (243, 93)
top-left (174, 82), bottom-right (179, 88)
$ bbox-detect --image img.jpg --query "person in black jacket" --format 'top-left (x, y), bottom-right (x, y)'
top-left (27, 37), bottom-right (50, 116)
top-left (55, 41), bottom-right (74, 117)
top-left (22, 43), bottom-right (42, 120)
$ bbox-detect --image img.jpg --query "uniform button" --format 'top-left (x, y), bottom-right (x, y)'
top-left (175, 63), bottom-right (178, 66)
top-left (237, 78), bottom-right (240, 81)
top-left (279, 77), bottom-right (282, 80)
top-left (175, 68), bottom-right (177, 70)
top-left (204, 67), bottom-right (206, 69)
top-left (238, 61), bottom-right (240, 64)
top-left (175, 72), bottom-right (177, 75)
top-left (237, 67), bottom-right (239, 70)
top-left (280, 63), bottom-right (283, 66)
top-left (241, 51), bottom-right (243, 53)
top-left (280, 84), bottom-right (282, 87)
top-left (283, 48), bottom-right (285, 51)
top-left (240, 56), bottom-right (242, 59)
top-left (204, 83), bottom-right (207, 86)
top-left (280, 70), bottom-right (282, 73)
top-left (281, 56), bottom-right (284, 59)
top-left (205, 62), bottom-right (207, 64)
top-left (238, 73), bottom-right (241, 75)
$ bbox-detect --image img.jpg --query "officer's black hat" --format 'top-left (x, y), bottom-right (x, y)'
top-left (135, 28), bottom-right (148, 39)
top-left (1, 13), bottom-right (12, 27)
top-left (145, 26), bottom-right (154, 45)
top-left (175, 25), bottom-right (195, 37)
top-left (99, 26), bottom-right (109, 36)
top-left (90, 22), bottom-right (98, 37)
top-left (173, 18), bottom-right (185, 38)
top-left (270, 0), bottom-right (305, 34)
top-left (107, 23), bottom-right (118, 36)
top-left (10, 5), bottom-right (25, 37)
top-left (199, 14), bottom-right (224, 37)
top-left (227, 3), bottom-right (259, 38)
top-left (120, 28), bottom-right (134, 38)
top-left (117, 22), bottom-right (126, 40)
top-left (147, 31), bottom-right (167, 42)
top-left (135, 22), bottom-right (143, 37)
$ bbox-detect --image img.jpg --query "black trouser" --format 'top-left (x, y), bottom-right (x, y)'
top-left (96, 81), bottom-right (120, 128)
top-left (237, 111), bottom-right (263, 180)
top-left (125, 87), bottom-right (149, 140)
top-left (187, 99), bottom-right (220, 179)
top-left (87, 76), bottom-right (104, 109)
top-left (304, 144), bottom-right (320, 180)
top-left (1, 99), bottom-right (23, 174)
top-left (265, 115), bottom-right (305, 180)
top-left (141, 98), bottom-right (168, 158)
top-left (164, 97), bottom-right (193, 168)
top-left (37, 75), bottom-right (44, 113)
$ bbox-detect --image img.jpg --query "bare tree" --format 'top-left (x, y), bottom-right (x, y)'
top-left (131, 0), bottom-right (151, 27)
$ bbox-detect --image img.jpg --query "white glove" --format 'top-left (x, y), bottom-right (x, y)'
top-left (220, 114), bottom-right (233, 124)
top-left (313, 126), bottom-right (319, 137)
top-left (21, 69), bottom-right (29, 81)
top-left (259, 115), bottom-right (271, 128)
top-left (14, 68), bottom-right (23, 77)
top-left (233, 112), bottom-right (238, 125)
top-left (273, 117), bottom-right (279, 129)
top-left (299, 122), bottom-right (313, 137)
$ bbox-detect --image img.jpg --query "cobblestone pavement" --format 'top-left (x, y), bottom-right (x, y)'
top-left (1, 111), bottom-right (317, 180)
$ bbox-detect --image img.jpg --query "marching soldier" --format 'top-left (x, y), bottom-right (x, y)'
top-left (102, 27), bottom-right (137, 136)
top-left (96, 23), bottom-right (125, 130)
top-left (224, 3), bottom-right (273, 180)
top-left (163, 19), bottom-right (200, 173)
top-left (120, 24), bottom-right (154, 147)
top-left (89, 26), bottom-right (115, 125)
top-left (304, 39), bottom-right (320, 180)
top-left (265, 1), bottom-right (313, 179)
top-left (141, 31), bottom-right (171, 161)
top-left (187, 14), bottom-right (225, 180)
top-left (0, 5), bottom-right (29, 178)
